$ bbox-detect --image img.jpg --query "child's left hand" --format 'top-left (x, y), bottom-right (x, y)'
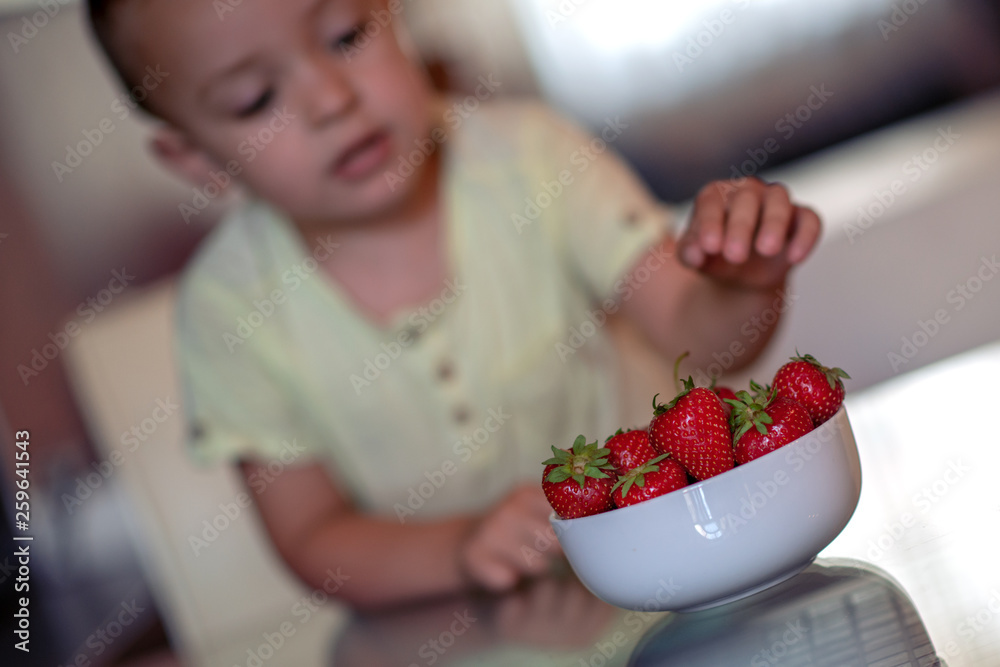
top-left (677, 178), bottom-right (821, 290)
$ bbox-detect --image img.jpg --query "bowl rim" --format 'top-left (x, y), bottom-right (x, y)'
top-left (550, 404), bottom-right (851, 526)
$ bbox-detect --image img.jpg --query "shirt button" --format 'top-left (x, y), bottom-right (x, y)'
top-left (453, 405), bottom-right (471, 425)
top-left (437, 360), bottom-right (455, 382)
top-left (401, 324), bottom-right (421, 343)
top-left (189, 421), bottom-right (206, 441)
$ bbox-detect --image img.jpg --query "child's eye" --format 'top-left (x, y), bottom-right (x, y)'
top-left (333, 26), bottom-right (362, 50)
top-left (236, 89), bottom-right (275, 118)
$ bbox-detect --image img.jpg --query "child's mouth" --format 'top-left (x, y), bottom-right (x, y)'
top-left (332, 129), bottom-right (392, 181)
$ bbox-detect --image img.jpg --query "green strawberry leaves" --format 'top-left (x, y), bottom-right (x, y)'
top-left (652, 376), bottom-right (699, 416)
top-left (543, 435), bottom-right (613, 489)
top-left (726, 386), bottom-right (774, 442)
top-left (612, 453), bottom-right (669, 499)
top-left (790, 350), bottom-right (851, 390)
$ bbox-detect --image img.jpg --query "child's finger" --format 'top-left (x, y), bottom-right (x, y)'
top-left (722, 186), bottom-right (764, 264)
top-left (677, 232), bottom-right (705, 268)
top-left (754, 184), bottom-right (795, 257)
top-left (786, 206), bottom-right (822, 264)
top-left (474, 556), bottom-right (520, 591)
top-left (693, 185), bottom-right (727, 255)
top-left (680, 185), bottom-right (726, 266)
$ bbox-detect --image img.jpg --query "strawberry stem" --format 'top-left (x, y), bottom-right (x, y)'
top-left (728, 390), bottom-right (774, 442)
top-left (672, 351), bottom-right (690, 395)
top-left (790, 351), bottom-right (851, 390)
top-left (543, 436), bottom-right (614, 490)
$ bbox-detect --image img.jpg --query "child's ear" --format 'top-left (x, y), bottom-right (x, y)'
top-left (149, 125), bottom-right (223, 186)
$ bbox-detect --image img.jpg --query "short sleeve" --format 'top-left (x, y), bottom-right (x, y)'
top-left (174, 220), bottom-right (317, 467)
top-left (519, 105), bottom-right (677, 303)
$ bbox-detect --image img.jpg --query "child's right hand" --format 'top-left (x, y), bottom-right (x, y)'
top-left (458, 484), bottom-right (562, 592)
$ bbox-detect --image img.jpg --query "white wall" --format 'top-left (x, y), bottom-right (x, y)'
top-left (723, 92), bottom-right (1000, 393)
top-left (0, 4), bottom-right (211, 293)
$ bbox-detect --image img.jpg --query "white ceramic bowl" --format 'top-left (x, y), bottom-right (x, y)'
top-left (551, 406), bottom-right (862, 612)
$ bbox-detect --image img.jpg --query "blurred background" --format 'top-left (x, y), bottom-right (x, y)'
top-left (1, 0), bottom-right (999, 664)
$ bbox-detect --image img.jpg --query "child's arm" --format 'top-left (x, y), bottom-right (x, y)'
top-left (618, 178), bottom-right (821, 372)
top-left (240, 459), bottom-right (558, 610)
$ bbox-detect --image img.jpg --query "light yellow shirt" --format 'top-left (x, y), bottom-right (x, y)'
top-left (176, 101), bottom-right (674, 520)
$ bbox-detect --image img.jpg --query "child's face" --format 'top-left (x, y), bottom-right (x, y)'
top-left (124, 0), bottom-right (435, 226)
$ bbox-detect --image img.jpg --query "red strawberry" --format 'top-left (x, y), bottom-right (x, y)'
top-left (612, 454), bottom-right (688, 507)
top-left (604, 428), bottom-right (660, 473)
top-left (542, 435), bottom-right (617, 519)
top-left (713, 385), bottom-right (738, 420)
top-left (772, 352), bottom-right (850, 425)
top-left (727, 390), bottom-right (814, 464)
top-left (648, 379), bottom-right (734, 481)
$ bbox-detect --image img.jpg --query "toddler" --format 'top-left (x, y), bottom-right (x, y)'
top-left (87, 0), bottom-right (821, 609)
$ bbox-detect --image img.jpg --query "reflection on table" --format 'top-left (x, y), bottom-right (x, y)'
top-left (330, 559), bottom-right (946, 667)
top-left (630, 559), bottom-right (942, 667)
top-left (821, 340), bottom-right (1000, 666)
top-left (194, 342), bottom-right (1000, 667)
top-left (330, 570), bottom-right (664, 667)
top-left (328, 341), bottom-right (1000, 666)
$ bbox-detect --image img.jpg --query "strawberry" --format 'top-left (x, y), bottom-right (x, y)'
top-left (747, 379), bottom-right (771, 402)
top-left (772, 352), bottom-right (850, 425)
top-left (612, 454), bottom-right (688, 508)
top-left (727, 389), bottom-right (814, 464)
top-left (713, 385), bottom-right (738, 420)
top-left (542, 435), bottom-right (617, 519)
top-left (604, 428), bottom-right (660, 473)
top-left (648, 379), bottom-right (734, 481)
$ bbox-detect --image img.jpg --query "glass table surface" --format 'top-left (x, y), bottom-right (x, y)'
top-left (203, 341), bottom-right (1000, 667)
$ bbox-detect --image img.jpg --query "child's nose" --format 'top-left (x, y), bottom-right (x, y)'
top-left (299, 56), bottom-right (358, 126)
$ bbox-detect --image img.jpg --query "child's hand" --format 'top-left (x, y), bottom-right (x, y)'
top-left (458, 484), bottom-right (561, 592)
top-left (678, 178), bottom-right (821, 290)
